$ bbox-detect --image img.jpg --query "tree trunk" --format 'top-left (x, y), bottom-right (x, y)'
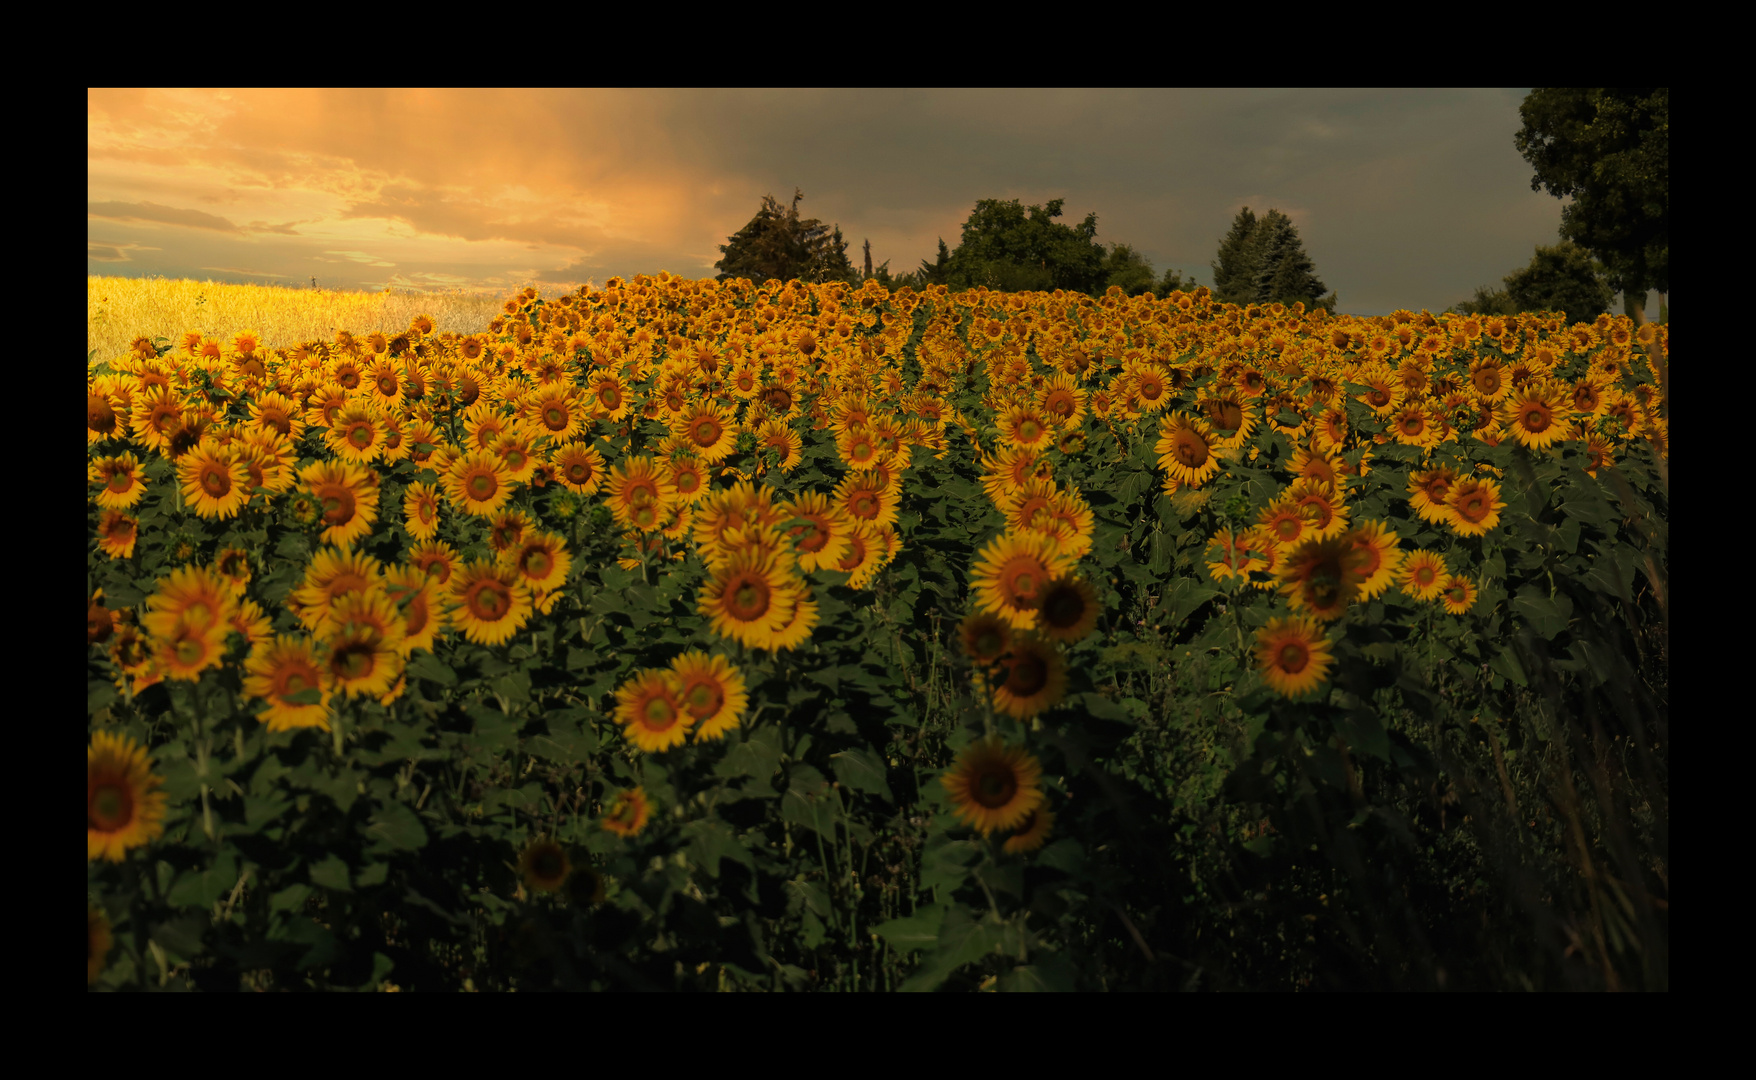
top-left (1623, 289), bottom-right (1649, 328)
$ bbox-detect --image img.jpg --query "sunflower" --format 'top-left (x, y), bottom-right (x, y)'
top-left (325, 402), bottom-right (388, 463)
top-left (88, 730), bottom-right (167, 862)
top-left (443, 450), bottom-right (513, 518)
top-left (142, 564), bottom-right (237, 639)
top-left (677, 401), bottom-right (738, 463)
top-left (383, 564), bottom-right (447, 655)
top-left (323, 590), bottom-right (406, 698)
top-left (1001, 805), bottom-right (1055, 855)
top-left (606, 455), bottom-right (676, 531)
top-left (1258, 495), bottom-right (1317, 550)
top-left (242, 634), bottom-right (332, 732)
top-left (755, 419), bottom-right (803, 471)
top-left (781, 491), bottom-right (852, 573)
top-left (614, 668), bottom-right (694, 752)
top-left (1276, 533), bottom-right (1368, 622)
top-left (602, 786), bottom-right (652, 838)
top-left (504, 530), bottom-right (572, 593)
top-left (1205, 526), bottom-right (1251, 584)
top-left (1399, 549), bottom-right (1449, 601)
top-left (997, 403), bottom-right (1055, 453)
top-left (1388, 402), bottom-right (1442, 450)
top-left (1346, 520), bottom-right (1404, 601)
top-left (699, 549), bottom-right (790, 648)
top-left (403, 481), bottom-right (442, 542)
top-left (941, 738), bottom-right (1045, 837)
top-left (979, 445), bottom-right (1049, 509)
top-left (764, 580), bottom-right (819, 650)
top-left (89, 903), bottom-right (114, 985)
top-left (1406, 467), bottom-right (1458, 525)
top-left (1036, 574), bottom-right (1100, 643)
top-left (970, 530), bottom-right (1076, 630)
top-left (1500, 380), bottom-right (1569, 452)
top-left (1284, 477), bottom-right (1349, 540)
top-left (1156, 412), bottom-right (1222, 488)
top-left (1443, 476), bottom-right (1505, 538)
top-left (834, 469), bottom-right (901, 532)
top-left (448, 560), bottom-right (533, 646)
top-left (1439, 574), bottom-right (1478, 615)
top-left (670, 651), bottom-right (748, 741)
top-left (518, 837), bottom-right (571, 894)
top-left (408, 539), bottom-right (459, 586)
top-left (528, 385), bottom-right (583, 440)
top-left (177, 440), bottom-right (250, 520)
top-left (90, 452), bottom-right (147, 510)
top-left (960, 610), bottom-right (1013, 668)
top-left (990, 633), bottom-right (1067, 719)
top-left (96, 509), bottom-right (138, 560)
top-left (1254, 616), bottom-right (1335, 699)
top-left (492, 425), bottom-right (542, 484)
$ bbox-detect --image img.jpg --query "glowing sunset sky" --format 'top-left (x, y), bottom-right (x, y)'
top-left (87, 88), bottom-right (1657, 317)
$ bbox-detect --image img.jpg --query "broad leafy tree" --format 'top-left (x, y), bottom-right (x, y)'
top-left (1515, 88), bottom-right (1668, 323)
top-left (1502, 240), bottom-right (1615, 327)
top-left (943, 198), bottom-right (1109, 295)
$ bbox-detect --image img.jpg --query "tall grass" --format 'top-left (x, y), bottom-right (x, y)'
top-left (86, 276), bottom-right (586, 362)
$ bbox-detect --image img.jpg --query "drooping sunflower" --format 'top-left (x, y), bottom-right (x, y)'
top-left (990, 633), bottom-right (1067, 719)
top-left (443, 450), bottom-right (513, 518)
top-left (941, 738), bottom-right (1045, 837)
top-left (448, 560), bottom-right (533, 646)
top-left (177, 440), bottom-right (250, 520)
top-left (518, 837), bottom-right (570, 894)
top-left (699, 549), bottom-right (790, 649)
top-left (1002, 805), bottom-right (1055, 855)
top-left (88, 730), bottom-right (167, 862)
top-left (1254, 615), bottom-right (1335, 699)
top-left (1443, 476), bottom-right (1505, 538)
top-left (601, 786), bottom-right (652, 838)
top-left (670, 651), bottom-right (748, 742)
top-left (970, 530), bottom-right (1076, 630)
top-left (1156, 411), bottom-right (1223, 488)
top-left (1399, 549), bottom-right (1449, 601)
top-left (242, 634), bottom-right (332, 732)
top-left (90, 452), bottom-right (147, 510)
top-left (1036, 574), bottom-right (1100, 643)
top-left (1439, 573), bottom-right (1478, 616)
top-left (613, 667), bottom-right (694, 752)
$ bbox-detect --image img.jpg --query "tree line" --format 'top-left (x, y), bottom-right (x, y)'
top-left (712, 88), bottom-right (1666, 324)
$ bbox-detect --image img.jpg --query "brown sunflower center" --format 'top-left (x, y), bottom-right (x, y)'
top-left (469, 580), bottom-right (510, 619)
top-left (107, 472), bottom-right (133, 493)
top-left (469, 472), bottom-right (496, 499)
top-left (1522, 406), bottom-right (1550, 432)
top-left (1005, 653), bottom-right (1049, 697)
top-left (201, 465), bottom-right (231, 497)
top-left (1041, 585), bottom-right (1086, 629)
top-left (89, 783), bottom-right (132, 831)
top-left (544, 407), bottom-right (567, 429)
top-left (728, 576), bottom-right (771, 622)
top-left (320, 486), bottom-right (355, 525)
top-left (685, 682), bottom-right (723, 718)
top-left (1174, 430), bottom-right (1209, 468)
top-left (522, 550), bottom-right (552, 578)
top-left (566, 462), bottom-right (591, 484)
top-left (973, 765), bottom-right (1018, 809)
top-left (643, 696), bottom-right (677, 727)
top-left (89, 397), bottom-right (117, 432)
top-left (334, 643), bottom-right (374, 679)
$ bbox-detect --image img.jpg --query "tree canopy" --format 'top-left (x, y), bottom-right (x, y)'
top-left (1514, 88), bottom-right (1668, 322)
top-left (714, 189), bottom-right (858, 286)
top-left (1447, 240), bottom-right (1613, 327)
top-left (939, 198), bottom-right (1109, 295)
top-left (1209, 207), bottom-right (1334, 311)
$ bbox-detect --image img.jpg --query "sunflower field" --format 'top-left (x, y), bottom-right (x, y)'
top-left (87, 276), bottom-right (1669, 991)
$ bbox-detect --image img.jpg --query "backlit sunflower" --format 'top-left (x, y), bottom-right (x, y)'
top-left (990, 633), bottom-right (1066, 719)
top-left (1036, 574), bottom-right (1100, 643)
top-left (299, 459), bottom-right (380, 549)
top-left (443, 450), bottom-right (513, 518)
top-left (670, 651), bottom-right (748, 741)
top-left (602, 786), bottom-right (652, 838)
top-left (699, 549), bottom-right (790, 649)
top-left (448, 560), bottom-right (533, 646)
top-left (88, 730), bottom-right (167, 862)
top-left (1439, 574), bottom-right (1478, 615)
top-left (1443, 476), bottom-right (1505, 538)
top-left (941, 738), bottom-right (1045, 837)
top-left (970, 530), bottom-right (1076, 630)
top-left (1156, 411), bottom-right (1222, 488)
top-left (1254, 616), bottom-right (1334, 699)
top-left (613, 668), bottom-right (693, 752)
top-left (518, 837), bottom-right (570, 894)
top-left (1002, 806), bottom-right (1055, 855)
top-left (242, 634), bottom-right (332, 732)
top-left (177, 440), bottom-right (249, 520)
top-left (1399, 549), bottom-right (1449, 601)
top-left (90, 452), bottom-right (147, 509)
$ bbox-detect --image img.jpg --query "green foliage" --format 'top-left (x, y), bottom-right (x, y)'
top-left (1503, 241), bottom-right (1615, 328)
top-left (1515, 89), bottom-right (1668, 313)
top-left (715, 189), bottom-right (858, 286)
top-left (943, 198), bottom-right (1108, 295)
top-left (1210, 207), bottom-right (1331, 311)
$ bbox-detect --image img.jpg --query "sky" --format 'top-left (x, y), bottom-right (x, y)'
top-left (87, 88), bottom-right (1662, 319)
